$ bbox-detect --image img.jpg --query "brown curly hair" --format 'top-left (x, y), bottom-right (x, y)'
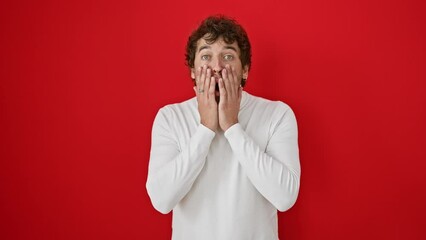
top-left (185, 15), bottom-right (252, 87)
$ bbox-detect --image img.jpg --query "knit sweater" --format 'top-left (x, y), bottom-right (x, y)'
top-left (146, 91), bottom-right (301, 240)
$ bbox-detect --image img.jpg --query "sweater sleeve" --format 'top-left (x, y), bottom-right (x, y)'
top-left (146, 108), bottom-right (215, 214)
top-left (224, 105), bottom-right (300, 212)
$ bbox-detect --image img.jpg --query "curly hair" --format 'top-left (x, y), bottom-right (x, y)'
top-left (185, 15), bottom-right (252, 86)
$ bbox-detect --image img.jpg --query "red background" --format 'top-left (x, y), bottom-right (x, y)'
top-left (1, 0), bottom-right (425, 239)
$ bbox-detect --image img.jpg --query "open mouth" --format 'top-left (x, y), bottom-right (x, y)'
top-left (214, 82), bottom-right (220, 102)
top-left (213, 75), bottom-right (220, 97)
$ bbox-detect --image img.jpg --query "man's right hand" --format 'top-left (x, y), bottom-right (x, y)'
top-left (194, 65), bottom-right (218, 132)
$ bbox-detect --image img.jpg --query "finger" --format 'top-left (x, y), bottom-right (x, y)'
top-left (218, 77), bottom-right (227, 102)
top-left (205, 67), bottom-right (211, 90)
top-left (229, 65), bottom-right (239, 94)
top-left (204, 68), bottom-right (211, 99)
top-left (195, 66), bottom-right (202, 89)
top-left (226, 65), bottom-right (239, 97)
top-left (194, 67), bottom-right (202, 99)
top-left (199, 65), bottom-right (207, 94)
top-left (208, 76), bottom-right (216, 98)
top-left (227, 65), bottom-right (237, 96)
top-left (231, 66), bottom-right (239, 86)
top-left (221, 68), bottom-right (232, 97)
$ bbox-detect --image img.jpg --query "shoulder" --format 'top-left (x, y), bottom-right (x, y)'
top-left (241, 92), bottom-right (298, 139)
top-left (243, 91), bottom-right (294, 117)
top-left (157, 97), bottom-right (197, 117)
top-left (153, 97), bottom-right (198, 129)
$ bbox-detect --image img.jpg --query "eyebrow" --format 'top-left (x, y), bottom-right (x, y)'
top-left (198, 45), bottom-right (211, 52)
top-left (224, 46), bottom-right (238, 52)
top-left (198, 45), bottom-right (238, 53)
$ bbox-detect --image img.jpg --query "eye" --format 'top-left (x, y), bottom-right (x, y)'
top-left (223, 54), bottom-right (234, 61)
top-left (201, 55), bottom-right (210, 61)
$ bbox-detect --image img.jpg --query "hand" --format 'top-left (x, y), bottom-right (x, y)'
top-left (194, 65), bottom-right (218, 131)
top-left (218, 65), bottom-right (242, 131)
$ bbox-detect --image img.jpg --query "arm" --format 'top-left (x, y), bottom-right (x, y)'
top-left (224, 106), bottom-right (301, 212)
top-left (146, 65), bottom-right (218, 214)
top-left (146, 108), bottom-right (215, 214)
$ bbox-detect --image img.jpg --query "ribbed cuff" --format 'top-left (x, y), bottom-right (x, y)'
top-left (224, 123), bottom-right (244, 142)
top-left (195, 124), bottom-right (216, 143)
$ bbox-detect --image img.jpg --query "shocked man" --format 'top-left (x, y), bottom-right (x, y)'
top-left (146, 15), bottom-right (301, 240)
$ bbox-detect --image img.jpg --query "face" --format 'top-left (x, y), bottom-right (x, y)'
top-left (191, 36), bottom-right (249, 94)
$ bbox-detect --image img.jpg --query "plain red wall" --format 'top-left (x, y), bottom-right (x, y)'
top-left (1, 0), bottom-right (425, 239)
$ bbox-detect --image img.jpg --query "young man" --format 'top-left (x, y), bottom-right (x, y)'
top-left (146, 15), bottom-right (301, 240)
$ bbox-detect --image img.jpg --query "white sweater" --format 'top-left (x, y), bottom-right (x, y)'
top-left (146, 91), bottom-right (300, 240)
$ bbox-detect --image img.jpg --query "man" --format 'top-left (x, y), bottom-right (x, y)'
top-left (146, 15), bottom-right (300, 240)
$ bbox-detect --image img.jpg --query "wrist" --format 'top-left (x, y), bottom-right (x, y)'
top-left (201, 120), bottom-right (217, 132)
top-left (222, 120), bottom-right (238, 132)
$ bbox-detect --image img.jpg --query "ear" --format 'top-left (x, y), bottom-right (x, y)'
top-left (191, 68), bottom-right (195, 79)
top-left (242, 65), bottom-right (249, 80)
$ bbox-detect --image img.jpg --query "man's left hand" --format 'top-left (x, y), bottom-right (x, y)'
top-left (218, 65), bottom-right (242, 131)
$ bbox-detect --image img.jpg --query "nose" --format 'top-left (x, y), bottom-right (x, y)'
top-left (209, 56), bottom-right (224, 75)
